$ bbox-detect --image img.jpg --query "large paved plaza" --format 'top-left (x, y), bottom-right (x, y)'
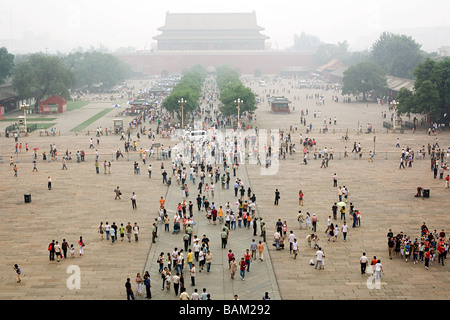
top-left (0, 77), bottom-right (449, 300)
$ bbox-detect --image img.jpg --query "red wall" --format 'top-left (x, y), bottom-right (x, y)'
top-left (115, 51), bottom-right (314, 76)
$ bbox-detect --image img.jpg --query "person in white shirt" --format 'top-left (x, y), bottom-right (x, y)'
top-left (191, 289), bottom-right (200, 300)
top-left (342, 222), bottom-right (348, 241)
top-left (375, 260), bottom-right (383, 281)
top-left (315, 247), bottom-right (325, 270)
top-left (292, 239), bottom-right (299, 259)
top-left (288, 231), bottom-right (296, 254)
top-left (360, 252), bottom-right (368, 274)
top-left (190, 264), bottom-right (196, 286)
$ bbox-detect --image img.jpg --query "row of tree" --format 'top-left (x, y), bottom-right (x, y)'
top-left (0, 47), bottom-right (132, 110)
top-left (161, 64), bottom-right (207, 125)
top-left (215, 64), bottom-right (257, 117)
top-left (292, 31), bottom-right (432, 79)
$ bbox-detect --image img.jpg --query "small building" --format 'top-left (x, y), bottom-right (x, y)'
top-left (113, 118), bottom-right (124, 133)
top-left (0, 84), bottom-right (20, 117)
top-left (269, 96), bottom-right (291, 114)
top-left (39, 95), bottom-right (68, 114)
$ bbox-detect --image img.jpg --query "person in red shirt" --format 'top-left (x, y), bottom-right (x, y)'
top-left (244, 249), bottom-right (252, 272)
top-left (239, 258), bottom-right (247, 280)
top-left (424, 250), bottom-right (431, 270)
top-left (438, 244), bottom-right (445, 266)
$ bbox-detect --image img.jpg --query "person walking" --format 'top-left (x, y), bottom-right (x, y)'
top-left (229, 257), bottom-right (237, 279)
top-left (257, 241), bottom-right (265, 261)
top-left (110, 226), bottom-right (116, 245)
top-left (239, 257), bottom-right (247, 280)
top-left (311, 214), bottom-right (317, 232)
top-left (190, 263), bottom-right (196, 286)
top-left (133, 223), bottom-right (139, 242)
top-left (172, 273), bottom-right (180, 296)
top-left (375, 260), bottom-right (383, 281)
top-left (48, 176), bottom-right (52, 190)
top-left (342, 222), bottom-right (348, 242)
top-left (78, 236), bottom-right (85, 256)
top-left (54, 241), bottom-right (62, 261)
top-left (48, 240), bottom-right (55, 261)
top-left (131, 192), bottom-right (137, 209)
top-left (205, 251), bottom-right (213, 273)
top-left (274, 189), bottom-right (280, 205)
top-left (315, 247), bottom-right (325, 270)
top-left (292, 238), bottom-right (299, 259)
top-left (221, 227), bottom-right (228, 249)
top-left (13, 264), bottom-right (21, 283)
top-left (61, 239), bottom-right (68, 259)
top-left (360, 252), bottom-right (368, 274)
top-left (115, 186), bottom-right (122, 200)
top-left (244, 249), bottom-right (252, 272)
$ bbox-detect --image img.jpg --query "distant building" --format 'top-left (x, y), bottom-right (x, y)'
top-left (0, 84), bottom-right (20, 117)
top-left (438, 46), bottom-right (450, 56)
top-left (269, 96), bottom-right (291, 114)
top-left (39, 95), bottom-right (67, 114)
top-left (153, 12), bottom-right (269, 51)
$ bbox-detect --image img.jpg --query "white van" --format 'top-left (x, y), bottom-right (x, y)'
top-left (185, 130), bottom-right (207, 142)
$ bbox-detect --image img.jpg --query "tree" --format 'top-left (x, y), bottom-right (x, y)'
top-left (397, 58), bottom-right (450, 122)
top-left (12, 54), bottom-right (75, 110)
top-left (215, 64), bottom-right (257, 117)
top-left (370, 32), bottom-right (424, 79)
top-left (291, 32), bottom-right (322, 52)
top-left (396, 87), bottom-right (416, 116)
top-left (341, 61), bottom-right (387, 101)
top-left (64, 51), bottom-right (132, 90)
top-left (218, 82), bottom-right (257, 117)
top-left (0, 47), bottom-right (14, 84)
top-left (312, 41), bottom-right (349, 66)
top-left (162, 65), bottom-right (206, 125)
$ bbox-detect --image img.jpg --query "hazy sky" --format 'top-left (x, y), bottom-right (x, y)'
top-left (1, 0), bottom-right (449, 54)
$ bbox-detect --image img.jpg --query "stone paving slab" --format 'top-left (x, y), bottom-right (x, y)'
top-left (1, 78), bottom-right (450, 301)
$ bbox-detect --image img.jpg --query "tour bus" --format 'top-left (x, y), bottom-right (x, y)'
top-left (184, 130), bottom-right (207, 142)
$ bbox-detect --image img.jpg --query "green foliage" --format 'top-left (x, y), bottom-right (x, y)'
top-left (162, 65), bottom-right (207, 123)
top-left (370, 32), bottom-right (424, 79)
top-left (397, 58), bottom-right (450, 121)
top-left (64, 51), bottom-right (132, 89)
top-left (215, 64), bottom-right (257, 117)
top-left (0, 47), bottom-right (14, 84)
top-left (312, 41), bottom-right (349, 66)
top-left (396, 87), bottom-right (416, 116)
top-left (12, 54), bottom-right (75, 110)
top-left (341, 61), bottom-right (387, 101)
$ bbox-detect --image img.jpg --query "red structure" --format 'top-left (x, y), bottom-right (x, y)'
top-left (115, 51), bottom-right (313, 76)
top-left (39, 95), bottom-right (68, 114)
top-left (269, 96), bottom-right (291, 114)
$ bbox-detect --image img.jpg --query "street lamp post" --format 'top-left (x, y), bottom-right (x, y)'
top-left (21, 104), bottom-right (29, 136)
top-left (178, 98), bottom-right (186, 129)
top-left (234, 98), bottom-right (243, 129)
top-left (391, 100), bottom-right (401, 132)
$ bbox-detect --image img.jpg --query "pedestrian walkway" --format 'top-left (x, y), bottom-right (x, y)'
top-left (142, 161), bottom-right (280, 300)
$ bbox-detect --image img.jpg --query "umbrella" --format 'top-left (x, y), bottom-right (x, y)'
top-left (33, 147), bottom-right (39, 151)
top-left (337, 202), bottom-right (346, 207)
